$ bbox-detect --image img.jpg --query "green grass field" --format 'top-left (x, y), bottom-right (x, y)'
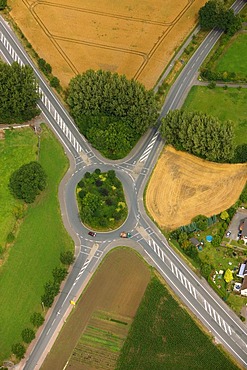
top-left (0, 125), bottom-right (73, 362)
top-left (0, 128), bottom-right (38, 246)
top-left (116, 276), bottom-right (239, 370)
top-left (215, 33), bottom-right (247, 77)
top-left (183, 86), bottom-right (247, 146)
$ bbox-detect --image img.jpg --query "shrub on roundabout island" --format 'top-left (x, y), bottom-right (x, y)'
top-left (77, 169), bottom-right (127, 230)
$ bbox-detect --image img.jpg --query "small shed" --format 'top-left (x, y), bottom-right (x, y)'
top-left (237, 262), bottom-right (247, 278)
top-left (190, 237), bottom-right (201, 247)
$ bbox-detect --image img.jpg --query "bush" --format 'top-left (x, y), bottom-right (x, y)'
top-left (50, 76), bottom-right (60, 89)
top-left (0, 0), bottom-right (7, 10)
top-left (200, 263), bottom-right (212, 279)
top-left (94, 168), bottom-right (101, 175)
top-left (9, 161), bottom-right (47, 203)
top-left (60, 250), bottom-right (74, 265)
top-left (38, 58), bottom-right (52, 75)
top-left (211, 235), bottom-right (222, 247)
top-left (6, 232), bottom-right (15, 244)
top-left (52, 266), bottom-right (67, 284)
top-left (208, 81), bottom-right (216, 89)
top-left (233, 143), bottom-right (247, 163)
top-left (192, 215), bottom-right (208, 231)
top-left (30, 312), bottom-right (44, 327)
top-left (21, 328), bottom-right (35, 343)
top-left (41, 281), bottom-right (60, 308)
top-left (12, 343), bottom-right (26, 359)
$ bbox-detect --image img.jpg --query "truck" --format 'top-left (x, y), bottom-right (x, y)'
top-left (120, 231), bottom-right (131, 238)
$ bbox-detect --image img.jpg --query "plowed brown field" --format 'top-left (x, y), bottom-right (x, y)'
top-left (8, 0), bottom-right (207, 88)
top-left (146, 146), bottom-right (247, 230)
top-left (41, 248), bottom-right (150, 370)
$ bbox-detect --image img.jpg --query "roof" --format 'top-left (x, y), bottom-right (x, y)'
top-left (241, 275), bottom-right (247, 292)
top-left (242, 219), bottom-right (247, 237)
top-left (237, 263), bottom-right (247, 278)
top-left (189, 237), bottom-right (200, 246)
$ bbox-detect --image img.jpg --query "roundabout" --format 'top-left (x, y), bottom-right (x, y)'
top-left (0, 2), bottom-right (247, 368)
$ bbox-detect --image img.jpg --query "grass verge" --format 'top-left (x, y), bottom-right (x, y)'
top-left (214, 33), bottom-right (247, 77)
top-left (183, 86), bottom-right (247, 146)
top-left (0, 124), bottom-right (73, 362)
top-left (116, 275), bottom-right (239, 370)
top-left (0, 128), bottom-right (37, 248)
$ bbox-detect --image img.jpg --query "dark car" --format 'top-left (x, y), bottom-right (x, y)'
top-left (88, 231), bottom-right (96, 237)
top-left (238, 230), bottom-right (242, 237)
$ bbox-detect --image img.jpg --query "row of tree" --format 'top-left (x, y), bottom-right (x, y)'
top-left (0, 62), bottom-right (40, 124)
top-left (66, 70), bottom-right (158, 158)
top-left (160, 110), bottom-right (234, 162)
top-left (199, 0), bottom-right (242, 36)
top-left (67, 70), bottom-right (158, 135)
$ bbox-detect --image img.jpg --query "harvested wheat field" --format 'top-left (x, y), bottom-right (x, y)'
top-left (9, 0), bottom-right (206, 88)
top-left (41, 248), bottom-right (150, 370)
top-left (146, 146), bottom-right (247, 230)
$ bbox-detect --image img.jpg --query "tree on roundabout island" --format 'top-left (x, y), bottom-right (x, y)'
top-left (66, 70), bottom-right (159, 159)
top-left (77, 169), bottom-right (128, 230)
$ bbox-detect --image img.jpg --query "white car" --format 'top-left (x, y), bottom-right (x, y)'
top-left (226, 231), bottom-right (231, 237)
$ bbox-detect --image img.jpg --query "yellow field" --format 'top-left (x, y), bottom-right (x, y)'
top-left (9, 0), bottom-right (206, 88)
top-left (146, 146), bottom-right (247, 230)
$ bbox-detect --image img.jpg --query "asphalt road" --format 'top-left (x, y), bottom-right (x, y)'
top-left (0, 0), bottom-right (247, 368)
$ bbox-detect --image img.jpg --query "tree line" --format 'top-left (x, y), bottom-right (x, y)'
top-left (160, 110), bottom-right (234, 162)
top-left (199, 0), bottom-right (242, 36)
top-left (0, 62), bottom-right (40, 124)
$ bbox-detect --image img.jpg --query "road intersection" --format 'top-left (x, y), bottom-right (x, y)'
top-left (0, 1), bottom-right (247, 368)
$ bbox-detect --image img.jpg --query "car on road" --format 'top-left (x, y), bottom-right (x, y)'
top-left (120, 232), bottom-right (131, 238)
top-left (88, 231), bottom-right (96, 237)
top-left (226, 231), bottom-right (231, 237)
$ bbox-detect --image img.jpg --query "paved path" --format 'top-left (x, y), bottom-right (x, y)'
top-left (195, 81), bottom-right (247, 88)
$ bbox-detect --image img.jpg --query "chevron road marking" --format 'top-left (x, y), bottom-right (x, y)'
top-left (148, 238), bottom-right (234, 337)
top-left (139, 132), bottom-right (159, 163)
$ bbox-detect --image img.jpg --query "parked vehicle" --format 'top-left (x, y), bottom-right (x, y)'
top-left (226, 231), bottom-right (231, 237)
top-left (88, 231), bottom-right (96, 237)
top-left (120, 232), bottom-right (131, 238)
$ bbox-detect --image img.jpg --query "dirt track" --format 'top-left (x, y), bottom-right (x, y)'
top-left (146, 146), bottom-right (247, 230)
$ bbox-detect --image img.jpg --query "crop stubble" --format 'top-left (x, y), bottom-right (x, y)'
top-left (41, 248), bottom-right (150, 370)
top-left (9, 0), bottom-right (206, 88)
top-left (146, 146), bottom-right (247, 230)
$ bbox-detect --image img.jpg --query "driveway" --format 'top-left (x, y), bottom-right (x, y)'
top-left (228, 208), bottom-right (247, 240)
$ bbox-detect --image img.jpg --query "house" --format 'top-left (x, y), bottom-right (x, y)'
top-left (241, 219), bottom-right (247, 242)
top-left (237, 262), bottom-right (247, 278)
top-left (189, 237), bottom-right (201, 247)
top-left (241, 276), bottom-right (247, 296)
top-left (239, 218), bottom-right (247, 241)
